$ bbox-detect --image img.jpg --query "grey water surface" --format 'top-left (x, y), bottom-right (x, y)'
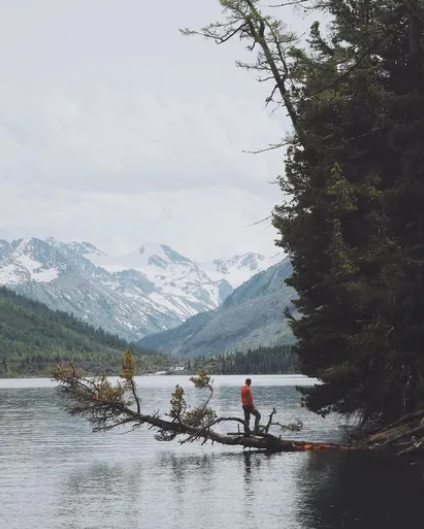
top-left (1, 375), bottom-right (423, 529)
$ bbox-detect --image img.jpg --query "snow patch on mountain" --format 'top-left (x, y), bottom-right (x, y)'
top-left (202, 252), bottom-right (284, 288)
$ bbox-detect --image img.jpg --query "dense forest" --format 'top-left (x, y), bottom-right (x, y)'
top-left (186, 345), bottom-right (297, 375)
top-left (0, 286), bottom-right (172, 376)
top-left (184, 0), bottom-right (424, 430)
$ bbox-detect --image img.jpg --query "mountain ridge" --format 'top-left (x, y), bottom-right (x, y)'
top-left (0, 237), bottom-right (284, 341)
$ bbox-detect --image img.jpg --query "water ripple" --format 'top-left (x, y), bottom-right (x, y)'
top-left (1, 376), bottom-right (424, 529)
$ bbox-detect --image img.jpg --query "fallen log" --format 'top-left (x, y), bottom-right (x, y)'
top-left (224, 431), bottom-right (357, 451)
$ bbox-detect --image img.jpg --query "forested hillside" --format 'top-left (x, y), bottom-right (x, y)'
top-left (186, 344), bottom-right (297, 375)
top-left (0, 286), bottom-right (169, 376)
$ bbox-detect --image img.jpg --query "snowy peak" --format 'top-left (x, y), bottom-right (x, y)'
top-left (67, 241), bottom-right (107, 259)
top-left (138, 242), bottom-right (192, 268)
top-left (238, 252), bottom-right (267, 270)
top-left (44, 237), bottom-right (107, 265)
top-left (213, 252), bottom-right (265, 273)
top-left (93, 243), bottom-right (283, 288)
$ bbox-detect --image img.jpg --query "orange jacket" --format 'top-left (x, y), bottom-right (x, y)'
top-left (241, 385), bottom-right (254, 407)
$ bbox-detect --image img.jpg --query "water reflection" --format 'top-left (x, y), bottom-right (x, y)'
top-left (242, 451), bottom-right (263, 487)
top-left (296, 451), bottom-right (424, 529)
top-left (57, 461), bottom-right (144, 529)
top-left (242, 451), bottom-right (265, 525)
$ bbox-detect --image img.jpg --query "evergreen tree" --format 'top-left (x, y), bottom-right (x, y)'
top-left (273, 0), bottom-right (424, 423)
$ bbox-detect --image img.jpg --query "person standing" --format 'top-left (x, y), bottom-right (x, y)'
top-left (241, 378), bottom-right (261, 434)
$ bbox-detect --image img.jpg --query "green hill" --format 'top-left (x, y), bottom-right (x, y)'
top-left (0, 286), bottom-right (169, 377)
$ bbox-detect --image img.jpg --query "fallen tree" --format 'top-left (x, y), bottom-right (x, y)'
top-left (51, 351), bottom-right (354, 453)
top-left (51, 351), bottom-right (424, 456)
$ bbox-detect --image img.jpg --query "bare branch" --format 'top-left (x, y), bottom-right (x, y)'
top-left (263, 0), bottom-right (314, 7)
top-left (264, 407), bottom-right (277, 433)
top-left (242, 139), bottom-right (291, 154)
top-left (180, 22), bottom-right (250, 45)
top-left (180, 0), bottom-right (299, 128)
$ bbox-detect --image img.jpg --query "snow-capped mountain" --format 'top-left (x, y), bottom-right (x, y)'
top-left (93, 243), bottom-right (281, 289)
top-left (0, 237), bottom-right (284, 341)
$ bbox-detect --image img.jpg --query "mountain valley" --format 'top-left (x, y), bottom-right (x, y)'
top-left (0, 237), bottom-right (284, 342)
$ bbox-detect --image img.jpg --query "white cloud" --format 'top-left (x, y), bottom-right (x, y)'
top-left (0, 89), bottom-right (286, 194)
top-left (0, 0), bottom-right (307, 260)
top-left (0, 183), bottom-right (279, 260)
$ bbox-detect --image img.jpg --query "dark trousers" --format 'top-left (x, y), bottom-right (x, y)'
top-left (243, 405), bottom-right (261, 433)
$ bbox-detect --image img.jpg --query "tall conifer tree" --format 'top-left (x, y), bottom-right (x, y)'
top-left (273, 0), bottom-right (424, 423)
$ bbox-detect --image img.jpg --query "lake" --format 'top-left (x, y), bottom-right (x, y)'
top-left (1, 374), bottom-right (423, 529)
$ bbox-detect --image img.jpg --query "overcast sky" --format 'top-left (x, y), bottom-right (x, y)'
top-left (0, 0), bottom-right (318, 260)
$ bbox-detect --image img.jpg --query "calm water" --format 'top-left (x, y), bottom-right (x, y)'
top-left (1, 375), bottom-right (424, 529)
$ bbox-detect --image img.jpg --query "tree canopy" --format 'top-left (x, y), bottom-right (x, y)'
top-left (274, 0), bottom-right (424, 425)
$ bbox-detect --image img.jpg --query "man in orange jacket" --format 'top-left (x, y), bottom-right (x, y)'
top-left (241, 378), bottom-right (261, 434)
